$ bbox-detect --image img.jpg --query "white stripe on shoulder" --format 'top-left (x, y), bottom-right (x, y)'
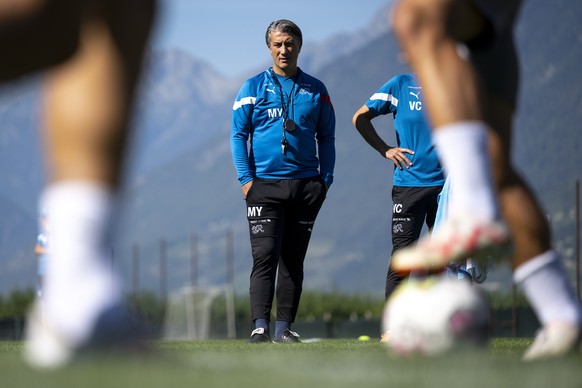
top-left (233, 96), bottom-right (256, 110)
top-left (370, 93), bottom-right (398, 106)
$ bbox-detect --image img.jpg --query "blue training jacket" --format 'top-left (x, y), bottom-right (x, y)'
top-left (365, 74), bottom-right (445, 187)
top-left (230, 68), bottom-right (335, 187)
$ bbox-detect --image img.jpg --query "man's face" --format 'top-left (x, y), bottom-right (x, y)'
top-left (268, 31), bottom-right (300, 75)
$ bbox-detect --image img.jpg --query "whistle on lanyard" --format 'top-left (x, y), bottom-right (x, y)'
top-left (281, 138), bottom-right (288, 154)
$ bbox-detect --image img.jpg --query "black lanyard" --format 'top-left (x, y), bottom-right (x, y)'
top-left (269, 68), bottom-right (300, 154)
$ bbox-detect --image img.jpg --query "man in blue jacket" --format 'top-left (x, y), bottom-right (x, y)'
top-left (231, 19), bottom-right (335, 343)
top-left (353, 74), bottom-right (445, 341)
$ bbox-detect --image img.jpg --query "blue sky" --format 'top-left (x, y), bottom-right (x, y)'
top-left (153, 0), bottom-right (390, 76)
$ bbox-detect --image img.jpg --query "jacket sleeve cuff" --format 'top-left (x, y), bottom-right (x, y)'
top-left (321, 173), bottom-right (333, 188)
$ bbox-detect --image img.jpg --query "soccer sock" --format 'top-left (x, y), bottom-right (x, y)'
top-left (514, 250), bottom-right (582, 326)
top-left (40, 181), bottom-right (121, 346)
top-left (432, 121), bottom-right (499, 220)
top-left (255, 318), bottom-right (270, 333)
top-left (275, 320), bottom-right (290, 338)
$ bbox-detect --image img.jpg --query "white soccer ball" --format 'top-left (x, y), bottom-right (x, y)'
top-left (382, 276), bottom-right (490, 356)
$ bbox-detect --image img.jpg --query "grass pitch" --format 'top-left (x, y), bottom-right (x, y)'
top-left (1, 338), bottom-right (581, 388)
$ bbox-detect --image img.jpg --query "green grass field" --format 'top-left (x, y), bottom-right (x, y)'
top-left (1, 338), bottom-right (581, 388)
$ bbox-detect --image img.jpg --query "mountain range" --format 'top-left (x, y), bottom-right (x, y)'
top-left (0, 0), bottom-right (581, 298)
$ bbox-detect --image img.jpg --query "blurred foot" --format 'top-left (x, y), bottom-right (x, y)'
top-left (24, 302), bottom-right (147, 369)
top-left (392, 217), bottom-right (512, 272)
top-left (24, 304), bottom-right (74, 368)
top-left (523, 323), bottom-right (581, 361)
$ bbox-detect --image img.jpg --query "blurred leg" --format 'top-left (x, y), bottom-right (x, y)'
top-left (0, 0), bottom-right (81, 81)
top-left (390, 0), bottom-right (582, 360)
top-left (390, 0), bottom-right (511, 270)
top-left (22, 0), bottom-right (156, 368)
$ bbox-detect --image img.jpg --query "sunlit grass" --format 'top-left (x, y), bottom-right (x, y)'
top-left (1, 338), bottom-right (581, 388)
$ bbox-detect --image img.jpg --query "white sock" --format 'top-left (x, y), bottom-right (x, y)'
top-left (40, 181), bottom-right (121, 346)
top-left (514, 250), bottom-right (582, 326)
top-left (432, 121), bottom-right (499, 220)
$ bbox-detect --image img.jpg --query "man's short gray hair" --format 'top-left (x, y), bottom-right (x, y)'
top-left (265, 19), bottom-right (303, 48)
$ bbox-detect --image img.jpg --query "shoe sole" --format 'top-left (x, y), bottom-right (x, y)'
top-left (392, 236), bottom-right (512, 272)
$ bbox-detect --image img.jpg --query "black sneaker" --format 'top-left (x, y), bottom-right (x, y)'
top-left (248, 328), bottom-right (271, 343)
top-left (272, 329), bottom-right (301, 343)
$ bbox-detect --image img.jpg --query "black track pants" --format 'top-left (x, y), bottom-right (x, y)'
top-left (245, 177), bottom-right (326, 323)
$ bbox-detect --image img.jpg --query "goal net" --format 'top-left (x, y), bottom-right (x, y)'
top-left (163, 285), bottom-right (236, 340)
